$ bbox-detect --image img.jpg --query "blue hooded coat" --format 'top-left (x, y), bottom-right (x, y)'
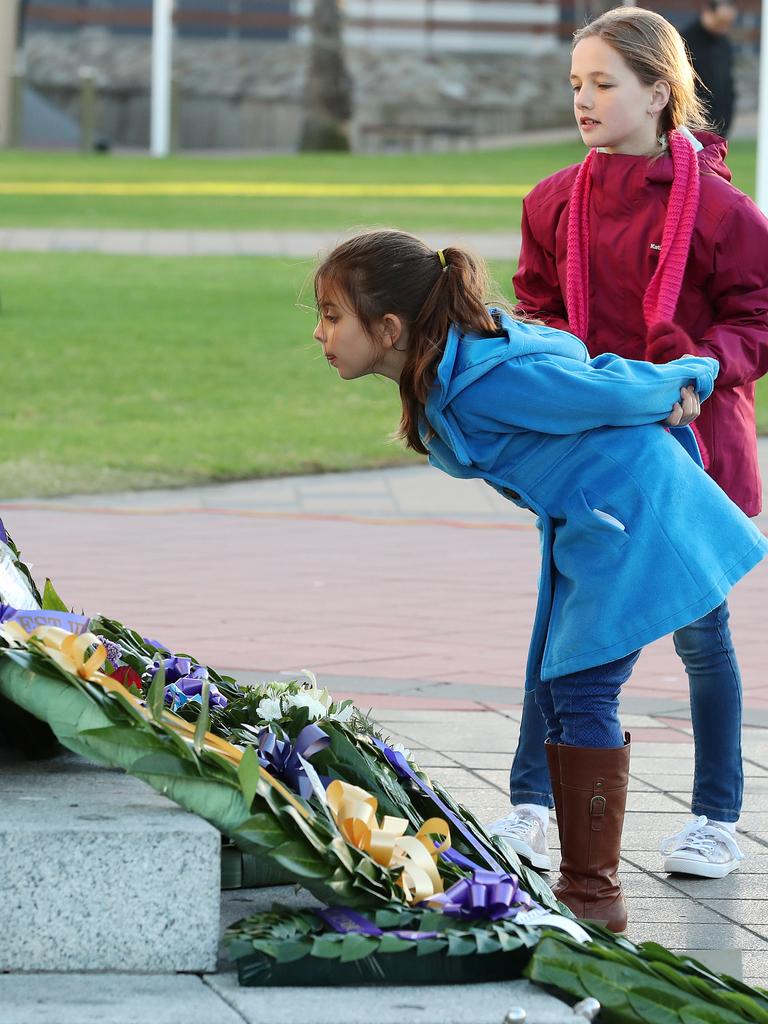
top-left (424, 312), bottom-right (768, 689)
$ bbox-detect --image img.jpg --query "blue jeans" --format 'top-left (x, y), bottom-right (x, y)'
top-left (536, 650), bottom-right (641, 748)
top-left (509, 600), bottom-right (743, 822)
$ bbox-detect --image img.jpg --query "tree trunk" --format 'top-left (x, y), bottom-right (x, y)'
top-left (299, 0), bottom-right (353, 152)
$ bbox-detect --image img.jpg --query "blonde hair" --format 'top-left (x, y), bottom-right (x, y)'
top-left (573, 6), bottom-right (710, 134)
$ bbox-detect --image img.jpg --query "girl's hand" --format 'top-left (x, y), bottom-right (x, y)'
top-left (666, 385), bottom-right (700, 427)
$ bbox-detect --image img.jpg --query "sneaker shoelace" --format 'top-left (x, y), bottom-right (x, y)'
top-left (660, 815), bottom-right (744, 861)
top-left (492, 815), bottom-right (538, 840)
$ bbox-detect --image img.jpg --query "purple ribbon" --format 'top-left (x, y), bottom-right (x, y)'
top-left (152, 657), bottom-right (228, 709)
top-left (154, 656), bottom-right (202, 685)
top-left (256, 723), bottom-right (330, 801)
top-left (428, 869), bottom-right (535, 921)
top-left (0, 605), bottom-right (90, 634)
top-left (316, 907), bottom-right (440, 941)
top-left (143, 635), bottom-right (170, 652)
top-left (370, 737), bottom-right (505, 873)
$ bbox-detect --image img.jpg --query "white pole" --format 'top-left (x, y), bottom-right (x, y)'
top-left (0, 1), bottom-right (20, 146)
top-left (150, 0), bottom-right (173, 157)
top-left (757, 0), bottom-right (768, 212)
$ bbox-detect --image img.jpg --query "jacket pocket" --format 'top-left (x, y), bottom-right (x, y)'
top-left (569, 488), bottom-right (631, 548)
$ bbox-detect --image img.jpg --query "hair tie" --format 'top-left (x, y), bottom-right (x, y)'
top-left (436, 249), bottom-right (448, 271)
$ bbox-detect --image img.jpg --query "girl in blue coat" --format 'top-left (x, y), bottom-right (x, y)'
top-left (311, 229), bottom-right (767, 932)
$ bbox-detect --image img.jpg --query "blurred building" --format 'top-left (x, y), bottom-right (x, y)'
top-left (15, 0), bottom-right (764, 150)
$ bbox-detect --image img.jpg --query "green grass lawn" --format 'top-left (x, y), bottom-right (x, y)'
top-left (2, 250), bottom-right (765, 499)
top-left (0, 139), bottom-right (757, 232)
top-left (1, 139), bottom-right (765, 498)
top-left (0, 252), bottom-right (432, 498)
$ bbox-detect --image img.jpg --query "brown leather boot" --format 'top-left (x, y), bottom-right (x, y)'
top-left (553, 734), bottom-right (631, 933)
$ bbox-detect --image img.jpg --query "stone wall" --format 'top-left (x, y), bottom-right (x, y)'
top-left (22, 29), bottom-right (759, 151)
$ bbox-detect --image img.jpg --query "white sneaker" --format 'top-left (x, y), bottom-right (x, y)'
top-left (660, 816), bottom-right (745, 878)
top-left (487, 810), bottom-right (552, 871)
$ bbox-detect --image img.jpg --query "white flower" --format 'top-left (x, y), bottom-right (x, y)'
top-left (255, 696), bottom-right (284, 722)
top-left (286, 688), bottom-right (327, 720)
top-left (287, 692), bottom-right (328, 720)
top-left (331, 703), bottom-right (356, 724)
top-left (315, 687), bottom-right (333, 710)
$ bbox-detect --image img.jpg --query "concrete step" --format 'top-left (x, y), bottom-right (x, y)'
top-left (0, 751), bottom-right (220, 972)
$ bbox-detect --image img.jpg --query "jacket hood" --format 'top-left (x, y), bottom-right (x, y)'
top-left (433, 310), bottom-right (588, 410)
top-left (647, 130), bottom-right (730, 185)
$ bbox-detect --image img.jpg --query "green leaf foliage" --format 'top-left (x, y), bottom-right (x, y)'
top-left (147, 660), bottom-right (165, 721)
top-left (339, 933), bottom-right (379, 963)
top-left (237, 747), bottom-right (262, 813)
top-left (42, 578), bottom-right (69, 612)
top-left (194, 675), bottom-right (211, 755)
top-left (270, 841), bottom-right (334, 879)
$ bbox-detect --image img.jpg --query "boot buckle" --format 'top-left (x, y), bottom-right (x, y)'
top-left (590, 795), bottom-right (606, 816)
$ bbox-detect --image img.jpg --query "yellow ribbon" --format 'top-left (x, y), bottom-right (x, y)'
top-left (326, 779), bottom-right (450, 902)
top-left (1, 622), bottom-right (108, 680)
top-left (0, 622), bottom-right (309, 818)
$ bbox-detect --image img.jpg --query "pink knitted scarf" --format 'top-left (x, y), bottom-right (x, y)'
top-left (565, 129), bottom-right (708, 466)
top-left (565, 129), bottom-right (701, 341)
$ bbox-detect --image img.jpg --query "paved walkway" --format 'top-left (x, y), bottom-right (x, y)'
top-left (3, 452), bottom-right (768, 987)
top-left (0, 227), bottom-right (521, 259)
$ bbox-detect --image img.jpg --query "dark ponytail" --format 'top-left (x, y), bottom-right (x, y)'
top-left (314, 230), bottom-right (498, 454)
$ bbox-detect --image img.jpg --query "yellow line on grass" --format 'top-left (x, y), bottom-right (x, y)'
top-left (0, 181), bottom-right (532, 198)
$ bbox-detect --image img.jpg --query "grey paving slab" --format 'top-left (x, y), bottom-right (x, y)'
top-left (435, 788), bottom-right (513, 823)
top-left (0, 975), bottom-right (243, 1024)
top-left (622, 743), bottom-right (698, 757)
top-left (664, 874), bottom-right (768, 900)
top-left (627, 922), bottom-right (766, 951)
top-left (621, 832), bottom-right (695, 853)
top-left (393, 731), bottom-right (522, 755)
top-left (424, 766), bottom-right (492, 790)
top-left (742, 951), bottom-right (768, 985)
top-left (625, 898), bottom-right (722, 923)
top-left (205, 973), bottom-right (576, 1024)
top-left (619, 858), bottom-right (644, 872)
top-left (475, 768), bottom-right (519, 790)
top-left (623, 792), bottom-right (686, 812)
top-left (733, 812), bottom-right (768, 830)
top-left (626, 778), bottom-right (657, 792)
top-left (411, 681), bottom-right (527, 705)
top-left (620, 874), bottom-right (693, 898)
top-left (666, 950), bottom-right (745, 979)
top-left (630, 758), bottom-right (696, 774)
top-left (394, 748), bottom-right (457, 768)
top-left (429, 750), bottom-right (518, 770)
top-left (0, 754), bottom-right (220, 972)
top-left (699, 900), bottom-right (768, 926)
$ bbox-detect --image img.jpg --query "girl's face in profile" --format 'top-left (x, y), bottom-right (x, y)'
top-left (570, 35), bottom-right (667, 156)
top-left (313, 286), bottom-right (381, 380)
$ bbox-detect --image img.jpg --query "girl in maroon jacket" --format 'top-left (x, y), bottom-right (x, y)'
top-left (492, 5), bottom-right (768, 882)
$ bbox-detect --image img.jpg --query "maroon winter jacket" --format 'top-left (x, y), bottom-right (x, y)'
top-left (513, 132), bottom-right (768, 516)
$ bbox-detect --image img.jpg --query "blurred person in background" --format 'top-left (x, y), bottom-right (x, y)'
top-left (682, 0), bottom-right (737, 136)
